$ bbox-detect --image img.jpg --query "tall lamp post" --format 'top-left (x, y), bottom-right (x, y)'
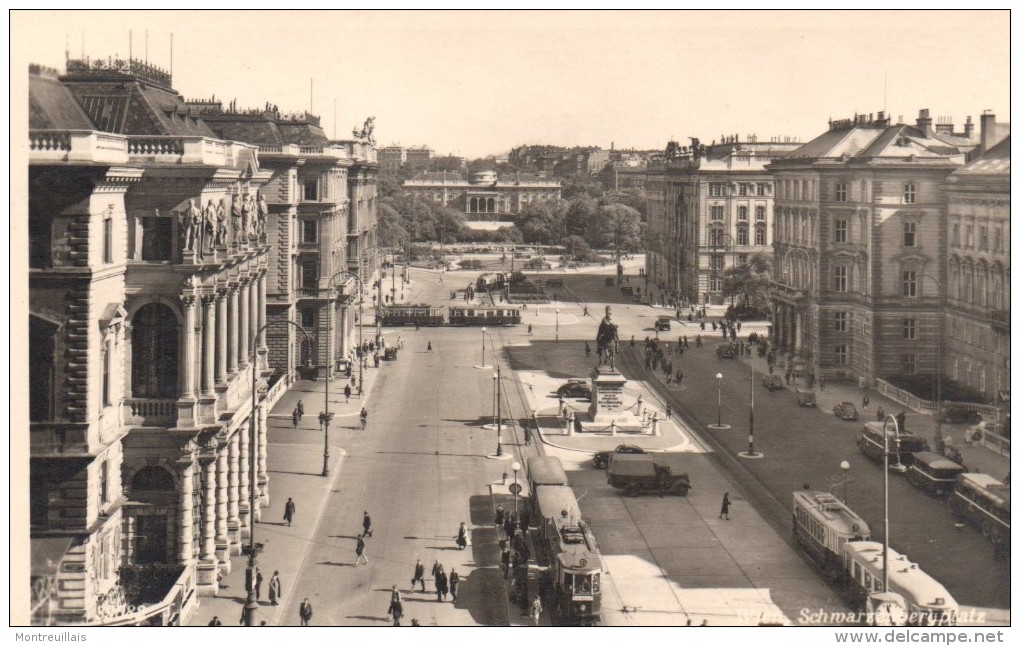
top-left (738, 370), bottom-right (760, 458)
top-left (840, 460), bottom-right (851, 505)
top-left (495, 365), bottom-right (503, 457)
top-left (555, 308), bottom-right (560, 343)
top-left (511, 461), bottom-right (521, 517)
top-left (716, 372), bottom-right (723, 427)
top-left (244, 320), bottom-right (312, 626)
top-left (322, 271), bottom-right (362, 477)
top-left (478, 326), bottom-right (489, 368)
top-left (880, 413), bottom-right (902, 593)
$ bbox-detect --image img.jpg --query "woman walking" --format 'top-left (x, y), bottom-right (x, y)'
top-left (455, 522), bottom-right (469, 550)
top-left (449, 569), bottom-right (460, 602)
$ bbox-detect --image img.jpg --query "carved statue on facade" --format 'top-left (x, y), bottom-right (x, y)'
top-left (203, 200), bottom-right (217, 251)
top-left (242, 193), bottom-right (256, 237)
top-left (180, 199), bottom-right (202, 252)
top-left (257, 193), bottom-right (268, 237)
top-left (595, 306), bottom-right (620, 370)
top-left (216, 198), bottom-right (229, 246)
top-left (352, 116), bottom-right (376, 145)
top-left (232, 192), bottom-right (244, 242)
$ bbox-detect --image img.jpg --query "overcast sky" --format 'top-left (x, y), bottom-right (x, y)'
top-left (13, 9), bottom-right (1011, 158)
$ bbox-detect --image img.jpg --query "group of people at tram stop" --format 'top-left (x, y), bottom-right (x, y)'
top-left (493, 504), bottom-right (545, 624)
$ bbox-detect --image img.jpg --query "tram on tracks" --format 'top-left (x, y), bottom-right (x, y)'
top-left (792, 490), bottom-right (870, 580)
top-left (378, 304), bottom-right (521, 327)
top-left (378, 304), bottom-right (445, 327)
top-left (527, 456), bottom-right (603, 625)
top-left (949, 473), bottom-right (1010, 559)
top-left (476, 272), bottom-right (510, 292)
top-left (841, 541), bottom-right (959, 626)
top-left (448, 305), bottom-right (522, 326)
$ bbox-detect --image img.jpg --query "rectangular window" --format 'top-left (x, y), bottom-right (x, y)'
top-left (754, 226), bottom-right (766, 246)
top-left (903, 183), bottom-right (916, 204)
top-left (834, 182), bottom-right (847, 202)
top-left (902, 270), bottom-right (917, 297)
top-left (300, 308), bottom-right (315, 329)
top-left (141, 217), bottom-right (173, 261)
top-left (834, 311), bottom-right (848, 332)
top-left (835, 345), bottom-right (848, 365)
top-left (965, 225), bottom-right (973, 248)
top-left (709, 275), bottom-right (723, 292)
top-left (993, 226), bottom-right (1003, 252)
top-left (709, 183), bottom-right (726, 197)
top-left (737, 228), bottom-right (749, 245)
top-left (834, 266), bottom-right (848, 292)
top-left (903, 221), bottom-right (917, 247)
top-left (755, 206), bottom-right (766, 221)
top-left (738, 206), bottom-right (748, 220)
top-left (903, 318), bottom-right (916, 340)
top-left (903, 354), bottom-right (917, 375)
top-left (757, 183), bottom-right (767, 197)
top-left (834, 219), bottom-right (848, 243)
top-left (103, 218), bottom-right (113, 264)
top-left (738, 254), bottom-right (749, 265)
top-left (303, 180), bottom-right (318, 201)
top-left (739, 184), bottom-right (748, 196)
top-left (102, 345), bottom-right (111, 406)
top-left (979, 225), bottom-right (988, 251)
top-left (302, 220), bottom-right (318, 243)
top-left (301, 260), bottom-right (319, 289)
top-left (710, 205), bottom-right (725, 220)
top-left (710, 254), bottom-right (725, 270)
top-left (952, 223), bottom-right (960, 247)
top-left (99, 460), bottom-right (109, 505)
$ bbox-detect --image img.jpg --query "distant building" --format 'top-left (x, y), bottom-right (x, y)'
top-left (767, 110), bottom-right (978, 385)
top-left (404, 145), bottom-right (434, 165)
top-left (644, 135), bottom-right (801, 304)
top-left (403, 170), bottom-right (561, 217)
top-left (378, 145), bottom-right (406, 170)
top-left (509, 144), bottom-right (610, 178)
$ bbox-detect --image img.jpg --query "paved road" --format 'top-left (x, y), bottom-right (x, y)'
top-left (556, 272), bottom-right (1009, 610)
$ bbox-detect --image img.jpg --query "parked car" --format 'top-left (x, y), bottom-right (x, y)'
top-left (716, 343), bottom-right (737, 359)
top-left (833, 402), bottom-right (859, 421)
top-left (593, 444), bottom-right (646, 469)
top-left (655, 316), bottom-right (672, 331)
top-left (761, 374), bottom-right (784, 391)
top-left (557, 380), bottom-right (592, 399)
top-left (939, 406), bottom-right (982, 425)
top-left (796, 389), bottom-right (816, 407)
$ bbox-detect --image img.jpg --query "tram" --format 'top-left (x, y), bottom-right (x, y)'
top-left (528, 457), bottom-right (602, 625)
top-left (448, 305), bottom-right (522, 326)
top-left (841, 541), bottom-right (959, 626)
top-left (792, 490), bottom-right (870, 579)
top-left (378, 304), bottom-right (445, 327)
top-left (476, 272), bottom-right (510, 292)
top-left (379, 304), bottom-right (522, 327)
top-left (949, 473), bottom-right (1010, 558)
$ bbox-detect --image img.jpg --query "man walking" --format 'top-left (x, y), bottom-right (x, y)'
top-left (427, 340), bottom-right (433, 353)
top-left (862, 393), bottom-right (870, 410)
top-left (268, 571), bottom-right (282, 606)
top-left (449, 569), bottom-right (460, 602)
top-left (362, 511), bottom-right (373, 537)
top-left (344, 384), bottom-right (352, 403)
top-left (292, 406), bottom-right (299, 429)
top-left (527, 324), bottom-right (533, 336)
top-left (388, 585), bottom-right (403, 626)
top-left (411, 558), bottom-right (426, 592)
top-left (283, 497), bottom-right (296, 527)
top-left (360, 408), bottom-right (368, 431)
top-left (719, 492), bottom-right (731, 520)
top-left (435, 566), bottom-right (449, 602)
top-left (255, 570), bottom-right (264, 600)
top-left (299, 599), bottom-right (312, 626)
top-left (297, 399), bottom-right (304, 420)
top-left (354, 535), bottom-right (368, 566)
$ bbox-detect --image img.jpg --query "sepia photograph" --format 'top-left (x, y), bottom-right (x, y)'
top-left (8, 6), bottom-right (1012, 641)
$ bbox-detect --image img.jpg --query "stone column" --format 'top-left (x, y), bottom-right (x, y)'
top-left (257, 402), bottom-right (270, 511)
top-left (250, 274), bottom-right (260, 365)
top-left (181, 296), bottom-right (198, 399)
top-left (177, 462), bottom-right (195, 564)
top-left (216, 292), bottom-right (228, 387)
top-left (228, 285), bottom-right (239, 375)
top-left (215, 442), bottom-right (230, 573)
top-left (201, 295), bottom-right (216, 397)
top-left (239, 279), bottom-right (250, 369)
top-left (196, 456), bottom-right (218, 595)
top-left (227, 431), bottom-right (240, 554)
top-left (238, 416), bottom-right (251, 542)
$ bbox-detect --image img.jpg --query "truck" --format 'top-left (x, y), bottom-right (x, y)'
top-left (606, 453), bottom-right (691, 497)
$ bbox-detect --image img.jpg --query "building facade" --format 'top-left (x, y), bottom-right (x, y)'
top-left (943, 134), bottom-right (1010, 403)
top-left (767, 110), bottom-right (976, 385)
top-left (645, 136), bottom-right (800, 305)
top-left (403, 171), bottom-right (561, 218)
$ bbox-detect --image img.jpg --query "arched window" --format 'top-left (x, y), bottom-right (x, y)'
top-left (131, 465), bottom-right (176, 492)
top-left (131, 303), bottom-right (179, 398)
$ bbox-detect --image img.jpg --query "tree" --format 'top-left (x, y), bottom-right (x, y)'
top-left (376, 202), bottom-right (408, 248)
top-left (605, 188), bottom-right (648, 220)
top-left (517, 199), bottom-right (567, 245)
top-left (565, 198), bottom-right (599, 240)
top-left (722, 252), bottom-right (773, 310)
top-left (561, 175), bottom-right (604, 201)
top-left (562, 235), bottom-right (592, 261)
top-left (591, 203), bottom-right (642, 252)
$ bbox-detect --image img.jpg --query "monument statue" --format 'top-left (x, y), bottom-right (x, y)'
top-left (352, 116), bottom-right (376, 145)
top-left (595, 305), bottom-right (619, 370)
top-left (257, 193), bottom-right (268, 237)
top-left (231, 192), bottom-right (244, 242)
top-left (203, 200), bottom-right (217, 251)
top-left (242, 193), bottom-right (255, 237)
top-left (180, 199), bottom-right (201, 252)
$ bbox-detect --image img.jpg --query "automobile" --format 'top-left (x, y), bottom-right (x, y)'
top-left (716, 343), bottom-right (737, 359)
top-left (833, 402), bottom-right (859, 421)
top-left (796, 389), bottom-right (816, 407)
top-left (557, 380), bottom-right (592, 399)
top-left (593, 444), bottom-right (646, 469)
top-left (607, 453), bottom-right (691, 496)
top-left (939, 406), bottom-right (982, 425)
top-left (761, 374), bottom-right (784, 391)
top-left (655, 316), bottom-right (672, 331)
top-left (545, 278), bottom-right (564, 287)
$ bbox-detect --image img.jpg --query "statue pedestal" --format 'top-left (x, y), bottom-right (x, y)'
top-left (589, 366), bottom-right (628, 423)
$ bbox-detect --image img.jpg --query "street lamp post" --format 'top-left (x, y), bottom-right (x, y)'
top-left (322, 271), bottom-right (362, 477)
top-left (880, 413), bottom-right (902, 593)
top-left (495, 365), bottom-right (503, 457)
top-left (481, 326), bottom-right (488, 368)
top-left (840, 460), bottom-right (851, 505)
top-left (511, 461), bottom-right (521, 517)
top-left (244, 319), bottom-right (312, 626)
top-left (716, 372), bottom-right (723, 428)
top-left (555, 308), bottom-right (560, 343)
top-left (748, 370), bottom-right (756, 456)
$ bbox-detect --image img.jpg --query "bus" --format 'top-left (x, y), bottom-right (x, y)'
top-left (906, 452), bottom-right (965, 496)
top-left (858, 422), bottom-right (929, 472)
top-left (949, 473), bottom-right (1010, 559)
top-left (842, 541), bottom-right (958, 626)
top-left (792, 490), bottom-right (870, 580)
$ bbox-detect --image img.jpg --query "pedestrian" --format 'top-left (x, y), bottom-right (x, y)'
top-left (411, 619), bottom-right (421, 626)
top-left (527, 323), bottom-right (533, 336)
top-left (876, 406), bottom-right (885, 422)
top-left (455, 522), bottom-right (469, 550)
top-left (583, 305), bottom-right (590, 317)
top-left (696, 334), bottom-right (702, 347)
top-left (719, 492), bottom-right (731, 520)
top-left (435, 566), bottom-right (449, 601)
top-left (676, 370), bottom-right (684, 386)
top-left (431, 558), bottom-right (442, 587)
top-left (283, 497), bottom-right (296, 526)
top-left (449, 569), bottom-right (459, 602)
top-left (355, 535), bottom-right (368, 565)
top-left (299, 598), bottom-right (313, 626)
top-left (255, 570), bottom-right (264, 600)
top-left (388, 585), bottom-right (403, 626)
top-left (427, 340), bottom-right (432, 353)
top-left (292, 407), bottom-right (299, 429)
top-left (268, 570), bottom-right (282, 606)
top-left (360, 407), bottom-right (368, 431)
top-left (411, 558), bottom-right (426, 592)
top-left (530, 596), bottom-right (543, 626)
top-left (362, 511), bottom-right (373, 537)
top-left (494, 504), bottom-right (506, 531)
top-left (584, 342), bottom-right (591, 358)
top-left (344, 384), bottom-right (352, 403)
top-left (208, 616), bottom-right (222, 626)
top-left (666, 403), bottom-right (672, 419)
top-left (504, 512), bottom-right (516, 539)
top-left (862, 393), bottom-right (870, 410)
top-left (297, 399), bottom-right (304, 419)
top-left (500, 544), bottom-right (511, 579)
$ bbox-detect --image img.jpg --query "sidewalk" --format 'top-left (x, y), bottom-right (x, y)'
top-left (488, 482), bottom-right (552, 626)
top-left (735, 351), bottom-right (1010, 481)
top-left (185, 323), bottom-right (391, 626)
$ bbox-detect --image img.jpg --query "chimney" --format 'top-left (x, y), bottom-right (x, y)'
top-left (964, 116), bottom-right (975, 139)
top-left (980, 111), bottom-right (996, 153)
top-left (915, 108), bottom-right (933, 136)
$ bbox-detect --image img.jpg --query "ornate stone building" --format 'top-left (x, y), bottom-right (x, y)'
top-left (403, 170), bottom-right (561, 218)
top-left (767, 110), bottom-right (978, 384)
top-left (644, 136), bottom-right (800, 305)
